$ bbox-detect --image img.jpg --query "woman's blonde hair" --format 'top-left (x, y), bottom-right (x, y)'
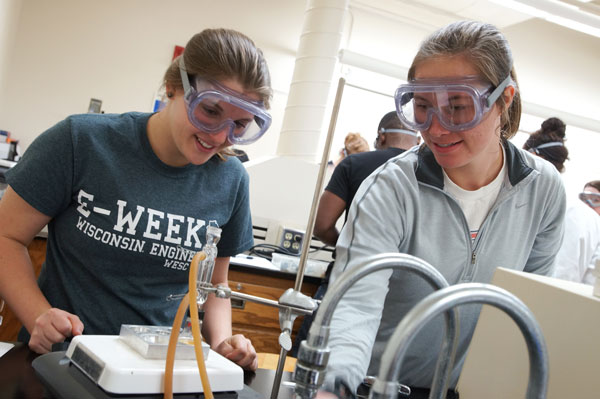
top-left (163, 28), bottom-right (272, 160)
top-left (408, 20), bottom-right (521, 140)
top-left (344, 132), bottom-right (369, 155)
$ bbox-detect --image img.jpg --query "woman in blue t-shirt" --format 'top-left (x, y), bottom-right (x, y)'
top-left (0, 28), bottom-right (272, 371)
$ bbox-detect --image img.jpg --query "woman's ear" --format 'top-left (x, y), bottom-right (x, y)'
top-left (165, 83), bottom-right (180, 99)
top-left (502, 85), bottom-right (516, 109)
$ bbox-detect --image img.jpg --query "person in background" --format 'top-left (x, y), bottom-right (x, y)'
top-left (320, 20), bottom-right (565, 399)
top-left (291, 113), bottom-right (419, 357)
top-left (523, 119), bottom-right (600, 285)
top-left (522, 117), bottom-right (569, 172)
top-left (580, 180), bottom-right (600, 216)
top-left (232, 147), bottom-right (250, 162)
top-left (330, 132), bottom-right (370, 169)
top-left (553, 181), bottom-right (600, 285)
top-left (314, 111), bottom-right (419, 247)
top-left (0, 28), bottom-right (273, 370)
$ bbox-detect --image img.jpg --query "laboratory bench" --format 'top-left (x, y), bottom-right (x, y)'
top-left (0, 342), bottom-right (296, 399)
top-left (0, 237), bottom-right (322, 354)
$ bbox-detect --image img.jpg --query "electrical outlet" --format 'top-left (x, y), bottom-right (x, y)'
top-left (278, 227), bottom-right (304, 254)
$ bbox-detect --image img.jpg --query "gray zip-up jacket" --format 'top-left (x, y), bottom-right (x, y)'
top-left (325, 140), bottom-right (565, 391)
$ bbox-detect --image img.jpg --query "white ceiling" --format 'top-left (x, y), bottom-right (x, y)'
top-left (351, 0), bottom-right (531, 29)
top-left (351, 0), bottom-right (600, 35)
top-left (339, 0), bottom-right (600, 133)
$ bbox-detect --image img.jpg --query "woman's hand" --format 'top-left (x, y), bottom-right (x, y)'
top-left (213, 334), bottom-right (258, 370)
top-left (28, 308), bottom-right (84, 353)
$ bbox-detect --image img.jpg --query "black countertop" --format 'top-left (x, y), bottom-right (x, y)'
top-left (0, 342), bottom-right (296, 399)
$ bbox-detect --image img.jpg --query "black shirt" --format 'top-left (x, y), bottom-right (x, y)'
top-left (325, 147), bottom-right (405, 220)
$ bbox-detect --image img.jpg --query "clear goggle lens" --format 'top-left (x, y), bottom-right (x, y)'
top-left (579, 192), bottom-right (600, 208)
top-left (179, 62), bottom-right (271, 145)
top-left (394, 76), bottom-right (511, 132)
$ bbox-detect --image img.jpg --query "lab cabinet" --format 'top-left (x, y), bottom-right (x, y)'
top-left (0, 238), bottom-right (320, 354)
top-left (228, 266), bottom-right (320, 353)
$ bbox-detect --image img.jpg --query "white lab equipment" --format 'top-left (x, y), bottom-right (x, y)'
top-left (458, 267), bottom-right (600, 398)
top-left (371, 283), bottom-right (548, 399)
top-left (63, 334), bottom-right (238, 395)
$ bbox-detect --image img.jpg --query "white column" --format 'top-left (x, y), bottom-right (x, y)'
top-left (276, 0), bottom-right (349, 162)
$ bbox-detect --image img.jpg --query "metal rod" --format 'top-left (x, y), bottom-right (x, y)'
top-left (294, 77), bottom-right (346, 293)
top-left (270, 308), bottom-right (292, 399)
top-left (344, 81), bottom-right (394, 98)
top-left (170, 287), bottom-right (313, 315)
top-left (229, 291), bottom-right (313, 315)
top-left (274, 77), bottom-right (346, 398)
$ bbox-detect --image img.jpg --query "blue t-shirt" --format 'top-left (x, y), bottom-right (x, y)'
top-left (6, 112), bottom-right (253, 338)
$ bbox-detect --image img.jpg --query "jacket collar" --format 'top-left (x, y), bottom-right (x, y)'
top-left (415, 140), bottom-right (533, 189)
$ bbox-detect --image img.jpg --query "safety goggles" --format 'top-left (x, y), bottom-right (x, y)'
top-left (579, 192), bottom-right (600, 208)
top-left (179, 60), bottom-right (271, 145)
top-left (394, 75), bottom-right (512, 132)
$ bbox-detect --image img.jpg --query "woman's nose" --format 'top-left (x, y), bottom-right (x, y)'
top-left (213, 126), bottom-right (230, 145)
top-left (427, 114), bottom-right (450, 137)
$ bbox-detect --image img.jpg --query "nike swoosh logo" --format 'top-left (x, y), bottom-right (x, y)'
top-left (516, 202), bottom-right (528, 209)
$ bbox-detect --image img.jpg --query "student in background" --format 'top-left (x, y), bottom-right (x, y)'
top-left (553, 184), bottom-right (600, 285)
top-left (522, 117), bottom-right (569, 172)
top-left (314, 112), bottom-right (419, 247)
top-left (523, 119), bottom-right (600, 284)
top-left (320, 21), bottom-right (565, 398)
top-left (232, 147), bottom-right (250, 162)
top-left (524, 119), bottom-right (600, 285)
top-left (580, 180), bottom-right (600, 216)
top-left (330, 132), bottom-right (370, 169)
top-left (0, 28), bottom-right (273, 370)
top-left (291, 113), bottom-right (418, 357)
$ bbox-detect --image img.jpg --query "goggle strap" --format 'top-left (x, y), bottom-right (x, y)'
top-left (380, 128), bottom-right (419, 137)
top-left (179, 58), bottom-right (193, 98)
top-left (486, 75), bottom-right (512, 108)
top-left (533, 142), bottom-right (564, 151)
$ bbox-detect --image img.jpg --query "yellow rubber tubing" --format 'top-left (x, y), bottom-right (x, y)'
top-left (164, 292), bottom-right (190, 399)
top-left (163, 251), bottom-right (213, 399)
top-left (188, 251), bottom-right (213, 399)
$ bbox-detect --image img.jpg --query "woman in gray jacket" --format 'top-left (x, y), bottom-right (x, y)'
top-left (322, 20), bottom-right (565, 399)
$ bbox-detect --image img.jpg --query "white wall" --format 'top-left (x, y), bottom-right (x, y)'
top-left (0, 0), bottom-right (305, 155)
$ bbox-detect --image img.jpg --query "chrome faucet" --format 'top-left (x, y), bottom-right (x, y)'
top-left (294, 253), bottom-right (459, 399)
top-left (370, 283), bottom-right (548, 399)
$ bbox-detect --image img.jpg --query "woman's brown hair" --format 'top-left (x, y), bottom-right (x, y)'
top-left (408, 20), bottom-right (521, 140)
top-left (162, 29), bottom-right (272, 160)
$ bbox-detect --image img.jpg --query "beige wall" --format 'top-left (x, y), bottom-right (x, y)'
top-left (0, 0), bottom-right (306, 159)
top-left (0, 0), bottom-right (22, 120)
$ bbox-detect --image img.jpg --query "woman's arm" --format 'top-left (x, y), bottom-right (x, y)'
top-left (202, 256), bottom-right (257, 370)
top-left (0, 186), bottom-right (83, 352)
